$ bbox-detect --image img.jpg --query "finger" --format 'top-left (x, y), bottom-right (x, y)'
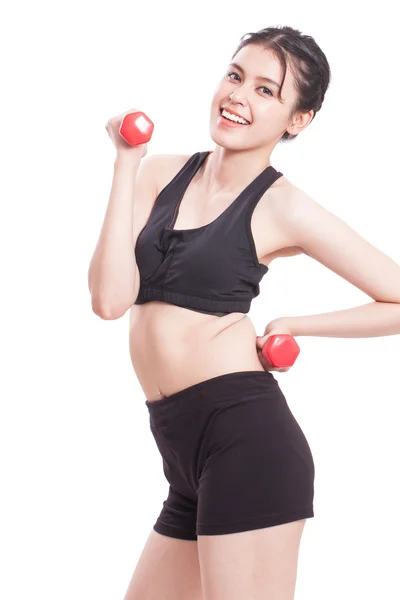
top-left (257, 350), bottom-right (273, 372)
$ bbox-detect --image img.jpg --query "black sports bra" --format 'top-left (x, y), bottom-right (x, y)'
top-left (134, 151), bottom-right (283, 315)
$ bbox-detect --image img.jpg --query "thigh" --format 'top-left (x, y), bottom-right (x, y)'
top-left (123, 529), bottom-right (203, 600)
top-left (198, 519), bottom-right (307, 600)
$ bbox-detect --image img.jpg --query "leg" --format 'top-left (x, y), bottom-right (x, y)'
top-left (123, 529), bottom-right (203, 600)
top-left (198, 519), bottom-right (306, 600)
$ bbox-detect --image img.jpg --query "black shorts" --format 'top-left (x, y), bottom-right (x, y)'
top-left (145, 370), bottom-right (315, 540)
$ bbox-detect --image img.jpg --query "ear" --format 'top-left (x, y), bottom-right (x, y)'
top-left (287, 108), bottom-right (314, 136)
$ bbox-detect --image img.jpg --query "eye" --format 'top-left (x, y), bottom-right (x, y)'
top-left (260, 86), bottom-right (273, 97)
top-left (227, 71), bottom-right (240, 81)
top-left (227, 72), bottom-right (273, 97)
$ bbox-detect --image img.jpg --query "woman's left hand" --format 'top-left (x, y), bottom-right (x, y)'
top-left (255, 318), bottom-right (293, 373)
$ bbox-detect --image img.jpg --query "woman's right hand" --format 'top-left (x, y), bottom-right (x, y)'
top-left (105, 108), bottom-right (148, 160)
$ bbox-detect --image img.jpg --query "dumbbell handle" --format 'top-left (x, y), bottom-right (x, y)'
top-left (261, 334), bottom-right (300, 368)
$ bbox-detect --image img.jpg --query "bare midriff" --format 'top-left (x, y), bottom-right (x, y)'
top-left (129, 302), bottom-right (265, 402)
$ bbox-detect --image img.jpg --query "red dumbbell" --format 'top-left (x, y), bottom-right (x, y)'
top-left (119, 111), bottom-right (154, 145)
top-left (261, 334), bottom-right (300, 368)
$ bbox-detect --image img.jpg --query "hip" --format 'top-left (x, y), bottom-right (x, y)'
top-left (146, 369), bottom-right (315, 498)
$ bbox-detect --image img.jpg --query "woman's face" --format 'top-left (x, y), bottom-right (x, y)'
top-left (209, 44), bottom-right (300, 150)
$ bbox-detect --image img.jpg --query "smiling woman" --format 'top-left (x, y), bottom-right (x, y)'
top-left (89, 25), bottom-right (334, 600)
top-left (88, 22), bottom-right (398, 600)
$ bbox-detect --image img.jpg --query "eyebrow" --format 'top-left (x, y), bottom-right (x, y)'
top-left (228, 62), bottom-right (281, 90)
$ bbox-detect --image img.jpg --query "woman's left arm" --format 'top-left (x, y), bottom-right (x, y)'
top-left (270, 189), bottom-right (400, 338)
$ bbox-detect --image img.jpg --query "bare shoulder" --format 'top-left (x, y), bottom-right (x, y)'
top-left (265, 175), bottom-right (304, 232)
top-left (146, 152), bottom-right (192, 195)
top-left (262, 174), bottom-right (308, 255)
top-left (267, 173), bottom-right (301, 206)
top-left (268, 174), bottom-right (325, 232)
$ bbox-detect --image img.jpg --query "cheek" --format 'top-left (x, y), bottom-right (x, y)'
top-left (212, 80), bottom-right (230, 99)
top-left (209, 99), bottom-right (220, 116)
top-left (257, 104), bottom-right (281, 122)
top-left (210, 92), bottom-right (224, 113)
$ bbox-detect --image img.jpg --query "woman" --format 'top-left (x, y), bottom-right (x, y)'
top-left (89, 26), bottom-right (400, 600)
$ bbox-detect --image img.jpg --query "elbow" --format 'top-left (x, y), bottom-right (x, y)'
top-left (95, 309), bottom-right (121, 320)
top-left (89, 285), bottom-right (138, 320)
top-left (91, 300), bottom-right (130, 320)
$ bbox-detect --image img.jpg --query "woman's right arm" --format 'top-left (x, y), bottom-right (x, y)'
top-left (87, 152), bottom-right (160, 319)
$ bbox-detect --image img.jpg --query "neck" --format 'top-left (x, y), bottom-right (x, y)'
top-left (200, 146), bottom-right (273, 195)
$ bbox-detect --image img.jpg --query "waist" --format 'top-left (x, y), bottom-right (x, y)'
top-left (129, 303), bottom-right (264, 400)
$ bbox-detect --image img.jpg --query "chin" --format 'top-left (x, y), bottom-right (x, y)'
top-left (209, 128), bottom-right (229, 147)
top-left (209, 124), bottom-right (241, 146)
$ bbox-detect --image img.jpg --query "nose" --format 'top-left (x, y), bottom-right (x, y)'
top-left (229, 88), bottom-right (248, 105)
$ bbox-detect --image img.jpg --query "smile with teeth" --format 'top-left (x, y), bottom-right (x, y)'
top-left (221, 108), bottom-right (250, 125)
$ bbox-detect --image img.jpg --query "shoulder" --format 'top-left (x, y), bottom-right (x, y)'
top-left (264, 173), bottom-right (317, 251)
top-left (269, 176), bottom-right (324, 226)
top-left (145, 153), bottom-right (193, 195)
top-left (264, 172), bottom-right (304, 222)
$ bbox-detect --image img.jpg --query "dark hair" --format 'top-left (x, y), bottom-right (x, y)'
top-left (232, 25), bottom-right (331, 142)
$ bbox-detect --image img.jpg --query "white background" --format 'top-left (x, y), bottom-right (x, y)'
top-left (1, 1), bottom-right (399, 599)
